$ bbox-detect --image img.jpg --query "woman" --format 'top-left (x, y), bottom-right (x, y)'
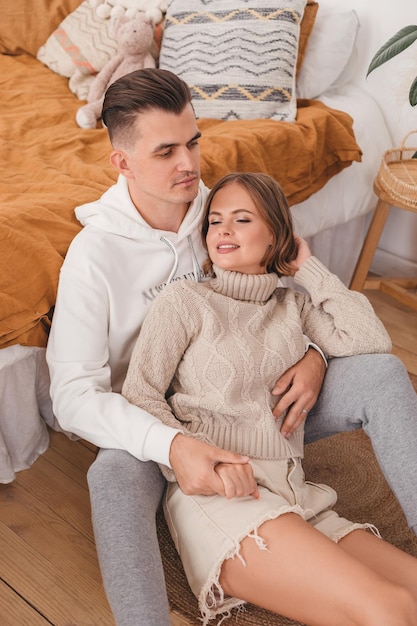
top-left (122, 172), bottom-right (417, 626)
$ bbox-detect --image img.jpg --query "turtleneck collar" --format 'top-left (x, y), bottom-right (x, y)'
top-left (210, 265), bottom-right (279, 303)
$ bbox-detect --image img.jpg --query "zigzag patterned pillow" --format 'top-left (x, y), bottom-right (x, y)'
top-left (159, 0), bottom-right (307, 121)
top-left (36, 0), bottom-right (164, 100)
top-left (36, 1), bottom-right (119, 99)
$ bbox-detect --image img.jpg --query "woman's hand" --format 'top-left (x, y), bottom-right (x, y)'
top-left (215, 462), bottom-right (259, 500)
top-left (288, 235), bottom-right (312, 275)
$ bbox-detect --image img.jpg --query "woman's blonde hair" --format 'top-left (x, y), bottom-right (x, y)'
top-left (202, 172), bottom-right (297, 276)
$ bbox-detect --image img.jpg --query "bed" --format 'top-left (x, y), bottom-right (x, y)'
top-left (0, 0), bottom-right (392, 481)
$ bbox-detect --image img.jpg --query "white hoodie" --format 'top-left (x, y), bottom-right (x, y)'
top-left (47, 175), bottom-right (210, 465)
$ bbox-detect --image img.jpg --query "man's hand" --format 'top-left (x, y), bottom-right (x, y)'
top-left (169, 434), bottom-right (257, 498)
top-left (272, 348), bottom-right (326, 438)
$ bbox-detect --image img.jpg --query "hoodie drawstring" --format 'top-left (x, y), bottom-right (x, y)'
top-left (160, 236), bottom-right (179, 284)
top-left (187, 235), bottom-right (204, 282)
top-left (160, 235), bottom-right (203, 284)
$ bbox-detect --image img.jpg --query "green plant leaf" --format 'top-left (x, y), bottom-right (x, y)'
top-left (410, 76), bottom-right (417, 106)
top-left (367, 25), bottom-right (417, 76)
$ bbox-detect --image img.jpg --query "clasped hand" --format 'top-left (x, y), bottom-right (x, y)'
top-left (169, 434), bottom-right (259, 499)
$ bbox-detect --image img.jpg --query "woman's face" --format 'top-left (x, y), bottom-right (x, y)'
top-left (206, 181), bottom-right (274, 275)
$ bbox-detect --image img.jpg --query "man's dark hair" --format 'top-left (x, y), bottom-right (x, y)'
top-left (102, 68), bottom-right (192, 146)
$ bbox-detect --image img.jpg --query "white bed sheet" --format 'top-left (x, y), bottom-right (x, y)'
top-left (0, 346), bottom-right (58, 482)
top-left (292, 83), bottom-right (392, 238)
top-left (291, 83), bottom-right (392, 286)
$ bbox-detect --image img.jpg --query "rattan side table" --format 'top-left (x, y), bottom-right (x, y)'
top-left (349, 148), bottom-right (417, 311)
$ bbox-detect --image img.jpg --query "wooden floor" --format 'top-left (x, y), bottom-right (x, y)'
top-left (0, 435), bottom-right (112, 625)
top-left (364, 285), bottom-right (417, 376)
top-left (0, 289), bottom-right (416, 626)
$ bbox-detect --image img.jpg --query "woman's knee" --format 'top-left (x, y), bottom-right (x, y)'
top-left (336, 579), bottom-right (417, 626)
top-left (371, 584), bottom-right (417, 626)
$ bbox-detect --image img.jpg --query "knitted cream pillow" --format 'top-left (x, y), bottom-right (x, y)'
top-left (159, 0), bottom-right (307, 121)
top-left (37, 0), bottom-right (118, 99)
top-left (36, 0), bottom-right (165, 100)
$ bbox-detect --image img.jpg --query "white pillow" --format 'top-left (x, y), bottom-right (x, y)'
top-left (296, 9), bottom-right (359, 99)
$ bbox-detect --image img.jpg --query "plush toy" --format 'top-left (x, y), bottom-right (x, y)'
top-left (76, 13), bottom-right (156, 129)
top-left (90, 0), bottom-right (166, 24)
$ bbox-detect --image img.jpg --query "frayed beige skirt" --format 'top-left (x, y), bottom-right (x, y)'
top-left (163, 457), bottom-right (376, 625)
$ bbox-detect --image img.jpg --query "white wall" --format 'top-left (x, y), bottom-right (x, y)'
top-left (319, 0), bottom-right (417, 277)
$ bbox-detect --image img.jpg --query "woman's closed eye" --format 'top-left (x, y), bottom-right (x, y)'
top-left (209, 218), bottom-right (251, 226)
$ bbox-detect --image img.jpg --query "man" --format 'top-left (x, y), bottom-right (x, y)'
top-left (47, 68), bottom-right (417, 626)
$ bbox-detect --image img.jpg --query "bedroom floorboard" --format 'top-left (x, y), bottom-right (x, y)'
top-left (0, 291), bottom-right (416, 625)
top-left (364, 286), bottom-right (417, 375)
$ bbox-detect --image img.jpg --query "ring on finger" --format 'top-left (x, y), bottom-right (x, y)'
top-left (301, 408), bottom-right (308, 414)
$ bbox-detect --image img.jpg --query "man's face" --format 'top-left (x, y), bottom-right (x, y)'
top-left (111, 103), bottom-right (201, 216)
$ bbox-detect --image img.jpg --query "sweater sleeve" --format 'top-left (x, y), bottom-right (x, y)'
top-left (293, 257), bottom-right (392, 357)
top-left (122, 285), bottom-right (198, 481)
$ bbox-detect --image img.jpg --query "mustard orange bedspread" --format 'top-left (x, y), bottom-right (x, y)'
top-left (0, 53), bottom-right (361, 349)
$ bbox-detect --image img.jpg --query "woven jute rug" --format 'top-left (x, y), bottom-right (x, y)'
top-left (158, 373), bottom-right (417, 626)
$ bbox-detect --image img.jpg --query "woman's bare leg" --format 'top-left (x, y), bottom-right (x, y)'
top-left (219, 513), bottom-right (417, 626)
top-left (339, 529), bottom-right (417, 596)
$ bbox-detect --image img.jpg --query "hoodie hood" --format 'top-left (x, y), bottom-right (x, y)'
top-left (75, 175), bottom-right (207, 244)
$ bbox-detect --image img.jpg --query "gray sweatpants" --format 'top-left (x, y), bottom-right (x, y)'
top-left (87, 353), bottom-right (417, 626)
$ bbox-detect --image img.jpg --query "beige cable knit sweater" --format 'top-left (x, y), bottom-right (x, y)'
top-left (122, 257), bottom-right (391, 479)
